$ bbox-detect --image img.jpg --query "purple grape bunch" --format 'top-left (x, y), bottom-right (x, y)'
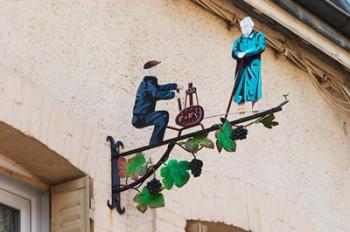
top-left (146, 178), bottom-right (162, 195)
top-left (189, 159), bottom-right (203, 177)
top-left (230, 126), bottom-right (248, 140)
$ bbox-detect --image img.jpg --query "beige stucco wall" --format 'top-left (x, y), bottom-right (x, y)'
top-left (0, 0), bottom-right (349, 232)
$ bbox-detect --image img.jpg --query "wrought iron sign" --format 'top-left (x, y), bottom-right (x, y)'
top-left (106, 17), bottom-right (289, 214)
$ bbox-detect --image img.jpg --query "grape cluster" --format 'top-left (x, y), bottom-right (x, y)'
top-left (146, 178), bottom-right (162, 195)
top-left (189, 159), bottom-right (203, 177)
top-left (230, 126), bottom-right (248, 140)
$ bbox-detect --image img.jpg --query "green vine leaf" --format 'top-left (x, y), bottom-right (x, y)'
top-left (133, 187), bottom-right (165, 213)
top-left (215, 122), bottom-right (236, 153)
top-left (126, 153), bottom-right (146, 178)
top-left (258, 114), bottom-right (279, 129)
top-left (216, 139), bottom-right (223, 153)
top-left (178, 133), bottom-right (214, 153)
top-left (160, 160), bottom-right (190, 190)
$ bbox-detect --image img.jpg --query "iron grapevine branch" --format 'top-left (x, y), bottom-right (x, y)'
top-left (106, 98), bottom-right (289, 214)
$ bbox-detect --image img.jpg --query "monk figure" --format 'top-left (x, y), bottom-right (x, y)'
top-left (232, 16), bottom-right (266, 112)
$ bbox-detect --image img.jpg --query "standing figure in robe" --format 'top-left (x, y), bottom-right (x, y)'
top-left (232, 16), bottom-right (266, 112)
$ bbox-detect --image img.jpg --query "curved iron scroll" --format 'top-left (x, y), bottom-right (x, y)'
top-left (106, 136), bottom-right (126, 214)
top-left (113, 142), bottom-right (176, 193)
top-left (106, 136), bottom-right (176, 214)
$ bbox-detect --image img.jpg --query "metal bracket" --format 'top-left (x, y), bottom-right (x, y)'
top-left (106, 136), bottom-right (125, 214)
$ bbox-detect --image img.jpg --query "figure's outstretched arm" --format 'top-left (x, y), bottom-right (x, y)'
top-left (156, 90), bottom-right (175, 100)
top-left (147, 82), bottom-right (175, 100)
top-left (244, 32), bottom-right (266, 57)
top-left (159, 83), bottom-right (177, 91)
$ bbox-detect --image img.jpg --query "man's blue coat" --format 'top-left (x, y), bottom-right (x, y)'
top-left (232, 30), bottom-right (266, 104)
top-left (132, 76), bottom-right (177, 145)
top-left (132, 76), bottom-right (177, 115)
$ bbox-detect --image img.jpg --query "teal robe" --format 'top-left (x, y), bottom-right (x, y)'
top-left (232, 31), bottom-right (266, 104)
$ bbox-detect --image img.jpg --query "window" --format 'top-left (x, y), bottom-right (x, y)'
top-left (0, 154), bottom-right (93, 232)
top-left (0, 175), bottom-right (41, 232)
top-left (0, 203), bottom-right (20, 232)
top-left (0, 175), bottom-right (93, 232)
top-left (186, 220), bottom-right (248, 232)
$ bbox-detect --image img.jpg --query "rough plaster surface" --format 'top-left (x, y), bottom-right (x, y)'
top-left (0, 0), bottom-right (349, 231)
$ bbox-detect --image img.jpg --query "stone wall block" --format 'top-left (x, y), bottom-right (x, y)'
top-left (0, 76), bottom-right (11, 124)
top-left (247, 184), bottom-right (262, 232)
top-left (94, 226), bottom-right (111, 232)
top-left (155, 208), bottom-right (170, 222)
top-left (47, 104), bottom-right (67, 156)
top-left (294, 210), bottom-right (315, 232)
top-left (259, 192), bottom-right (273, 232)
top-left (94, 196), bottom-right (115, 230)
top-left (224, 181), bottom-right (241, 228)
top-left (219, 178), bottom-right (235, 225)
top-left (95, 142), bottom-right (111, 185)
top-left (274, 198), bottom-right (289, 232)
top-left (172, 210), bottom-right (186, 229)
top-left (93, 180), bottom-right (122, 231)
top-left (187, 181), bottom-right (204, 219)
top-left (178, 186), bottom-right (195, 219)
top-left (111, 221), bottom-right (127, 232)
top-left (69, 118), bottom-right (86, 165)
top-left (62, 112), bottom-right (78, 160)
top-left (230, 180), bottom-right (249, 230)
top-left (19, 80), bottom-right (33, 135)
top-left (39, 95), bottom-right (54, 145)
top-left (77, 124), bottom-right (93, 172)
top-left (155, 218), bottom-right (180, 232)
top-left (8, 76), bottom-right (23, 130)
top-left (198, 177), bottom-right (214, 221)
top-left (85, 130), bottom-right (102, 178)
top-left (28, 86), bottom-right (44, 140)
top-left (225, 178), bottom-right (243, 229)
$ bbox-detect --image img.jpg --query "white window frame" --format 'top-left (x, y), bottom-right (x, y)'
top-left (0, 188), bottom-right (31, 231)
top-left (0, 174), bottom-right (49, 232)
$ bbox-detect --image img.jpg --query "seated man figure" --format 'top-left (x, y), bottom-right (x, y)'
top-left (132, 60), bottom-right (181, 145)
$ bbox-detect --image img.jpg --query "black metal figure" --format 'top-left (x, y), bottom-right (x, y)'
top-left (132, 60), bottom-right (181, 145)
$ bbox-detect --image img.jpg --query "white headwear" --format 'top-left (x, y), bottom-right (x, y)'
top-left (240, 16), bottom-right (254, 36)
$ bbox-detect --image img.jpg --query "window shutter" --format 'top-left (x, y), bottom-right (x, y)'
top-left (187, 222), bottom-right (208, 232)
top-left (186, 220), bottom-right (248, 232)
top-left (51, 176), bottom-right (93, 232)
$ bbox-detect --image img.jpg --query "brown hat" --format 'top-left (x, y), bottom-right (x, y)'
top-left (143, 60), bottom-right (161, 69)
